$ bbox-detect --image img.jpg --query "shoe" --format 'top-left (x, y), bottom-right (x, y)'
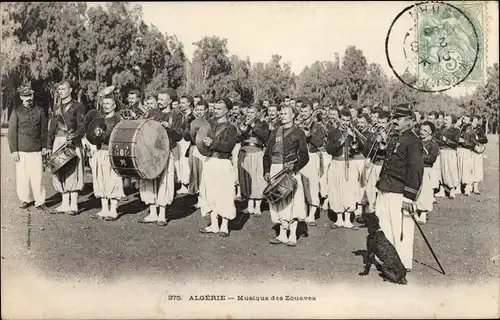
top-left (104, 216), bottom-right (119, 221)
top-left (90, 213), bottom-right (106, 220)
top-left (19, 202), bottom-right (32, 209)
top-left (286, 240), bottom-right (298, 247)
top-left (67, 210), bottom-right (79, 216)
top-left (199, 227), bottom-right (219, 234)
top-left (156, 220), bottom-right (168, 227)
top-left (137, 218), bottom-right (157, 224)
top-left (34, 204), bottom-right (51, 213)
top-left (219, 231), bottom-right (229, 237)
top-left (269, 238), bottom-right (284, 244)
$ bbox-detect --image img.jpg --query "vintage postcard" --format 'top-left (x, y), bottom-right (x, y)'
top-left (1, 1), bottom-right (499, 319)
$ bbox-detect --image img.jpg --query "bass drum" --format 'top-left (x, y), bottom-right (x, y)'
top-left (109, 119), bottom-right (170, 180)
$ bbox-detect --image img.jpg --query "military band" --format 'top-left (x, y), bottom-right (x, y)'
top-left (9, 83), bottom-right (490, 259)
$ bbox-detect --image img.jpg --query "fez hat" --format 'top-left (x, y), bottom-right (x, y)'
top-left (18, 85), bottom-right (34, 97)
top-left (392, 103), bottom-right (414, 118)
top-left (218, 97), bottom-right (233, 110)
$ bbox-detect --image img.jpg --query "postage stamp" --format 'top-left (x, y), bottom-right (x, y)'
top-left (385, 1), bottom-right (486, 92)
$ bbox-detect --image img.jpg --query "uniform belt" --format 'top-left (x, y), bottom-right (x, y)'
top-left (211, 152), bottom-right (231, 160)
top-left (242, 142), bottom-right (264, 149)
top-left (332, 155), bottom-right (351, 161)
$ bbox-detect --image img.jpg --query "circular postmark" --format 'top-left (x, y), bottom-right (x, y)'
top-left (385, 1), bottom-right (480, 92)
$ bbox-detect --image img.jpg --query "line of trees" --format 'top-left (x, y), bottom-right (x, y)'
top-left (1, 2), bottom-right (498, 131)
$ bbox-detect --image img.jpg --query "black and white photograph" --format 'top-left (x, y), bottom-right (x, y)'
top-left (1, 1), bottom-right (499, 318)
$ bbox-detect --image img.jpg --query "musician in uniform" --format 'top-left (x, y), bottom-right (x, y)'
top-left (431, 113), bottom-right (445, 198)
top-left (187, 100), bottom-right (209, 205)
top-left (237, 104), bottom-right (270, 216)
top-left (456, 115), bottom-right (475, 196)
top-left (352, 114), bottom-right (370, 218)
top-left (469, 115), bottom-right (488, 194)
top-left (297, 102), bottom-right (325, 226)
top-left (436, 114), bottom-right (460, 199)
top-left (47, 80), bottom-right (86, 215)
top-left (199, 97), bottom-right (238, 237)
top-left (375, 104), bottom-right (424, 271)
top-left (8, 84), bottom-right (49, 211)
top-left (231, 100), bottom-right (244, 199)
top-left (264, 105), bottom-right (309, 246)
top-left (118, 89), bottom-right (147, 120)
top-left (89, 95), bottom-right (125, 220)
top-left (137, 89), bottom-right (182, 226)
top-left (320, 107), bottom-right (338, 211)
top-left (415, 121), bottom-right (440, 224)
top-left (360, 111), bottom-right (391, 217)
top-left (177, 95), bottom-right (194, 194)
top-left (325, 109), bottom-right (361, 229)
top-left (266, 104), bottom-right (281, 131)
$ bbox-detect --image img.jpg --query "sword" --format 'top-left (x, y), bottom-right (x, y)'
top-left (406, 210), bottom-right (447, 275)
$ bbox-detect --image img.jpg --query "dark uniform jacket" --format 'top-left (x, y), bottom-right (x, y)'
top-left (325, 127), bottom-right (362, 159)
top-left (98, 114), bottom-right (121, 150)
top-left (422, 138), bottom-right (440, 168)
top-left (147, 107), bottom-right (183, 150)
top-left (376, 129), bottom-right (424, 201)
top-left (302, 121), bottom-right (325, 153)
top-left (263, 125), bottom-right (309, 175)
top-left (238, 119), bottom-right (270, 148)
top-left (207, 119), bottom-right (238, 159)
top-left (8, 105), bottom-right (48, 153)
top-left (182, 113), bottom-right (196, 141)
top-left (436, 126), bottom-right (460, 149)
top-left (47, 100), bottom-right (86, 149)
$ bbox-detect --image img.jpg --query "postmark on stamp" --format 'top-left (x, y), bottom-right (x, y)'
top-left (385, 1), bottom-right (486, 92)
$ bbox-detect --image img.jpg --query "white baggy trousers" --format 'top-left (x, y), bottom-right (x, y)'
top-left (15, 151), bottom-right (46, 206)
top-left (376, 191), bottom-right (415, 270)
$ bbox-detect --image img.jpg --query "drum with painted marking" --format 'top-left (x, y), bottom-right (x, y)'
top-left (109, 119), bottom-right (170, 180)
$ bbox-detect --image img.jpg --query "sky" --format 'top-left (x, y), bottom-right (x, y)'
top-left (89, 1), bottom-right (499, 97)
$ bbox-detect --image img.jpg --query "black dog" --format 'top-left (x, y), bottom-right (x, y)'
top-left (359, 214), bottom-right (407, 285)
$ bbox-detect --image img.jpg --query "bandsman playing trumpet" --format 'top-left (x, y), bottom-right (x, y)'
top-left (237, 104), bottom-right (270, 216)
top-left (456, 115), bottom-right (475, 196)
top-left (325, 109), bottom-right (362, 229)
top-left (360, 111), bottom-right (392, 218)
top-left (137, 89), bottom-right (182, 226)
top-left (297, 102), bottom-right (326, 226)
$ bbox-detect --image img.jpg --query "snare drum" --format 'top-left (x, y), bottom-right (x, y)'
top-left (108, 119), bottom-right (170, 180)
top-left (47, 143), bottom-right (78, 174)
top-left (262, 168), bottom-right (298, 205)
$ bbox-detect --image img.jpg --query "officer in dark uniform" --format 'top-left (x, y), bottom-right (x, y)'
top-left (374, 104), bottom-right (424, 272)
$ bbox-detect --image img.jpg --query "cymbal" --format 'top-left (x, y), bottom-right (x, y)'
top-left (190, 117), bottom-right (210, 141)
top-left (195, 124), bottom-right (214, 157)
top-left (86, 117), bottom-right (107, 145)
top-left (98, 85), bottom-right (115, 98)
top-left (84, 109), bottom-right (100, 131)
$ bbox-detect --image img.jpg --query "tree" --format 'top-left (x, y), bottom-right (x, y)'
top-left (251, 55), bottom-right (294, 103)
top-left (191, 36), bottom-right (232, 99)
top-left (340, 46), bottom-right (368, 106)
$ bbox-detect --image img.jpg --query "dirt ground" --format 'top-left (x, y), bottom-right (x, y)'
top-left (1, 134), bottom-right (499, 318)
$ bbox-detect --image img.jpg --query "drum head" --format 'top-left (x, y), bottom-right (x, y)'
top-left (190, 117), bottom-right (210, 141)
top-left (86, 117), bottom-right (107, 145)
top-left (132, 120), bottom-right (170, 179)
top-left (195, 125), bottom-right (214, 157)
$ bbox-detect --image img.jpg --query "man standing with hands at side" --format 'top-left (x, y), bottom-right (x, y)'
top-left (375, 104), bottom-right (424, 272)
top-left (8, 85), bottom-right (50, 212)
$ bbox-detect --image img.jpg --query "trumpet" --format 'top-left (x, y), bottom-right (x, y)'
top-left (239, 110), bottom-right (266, 132)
